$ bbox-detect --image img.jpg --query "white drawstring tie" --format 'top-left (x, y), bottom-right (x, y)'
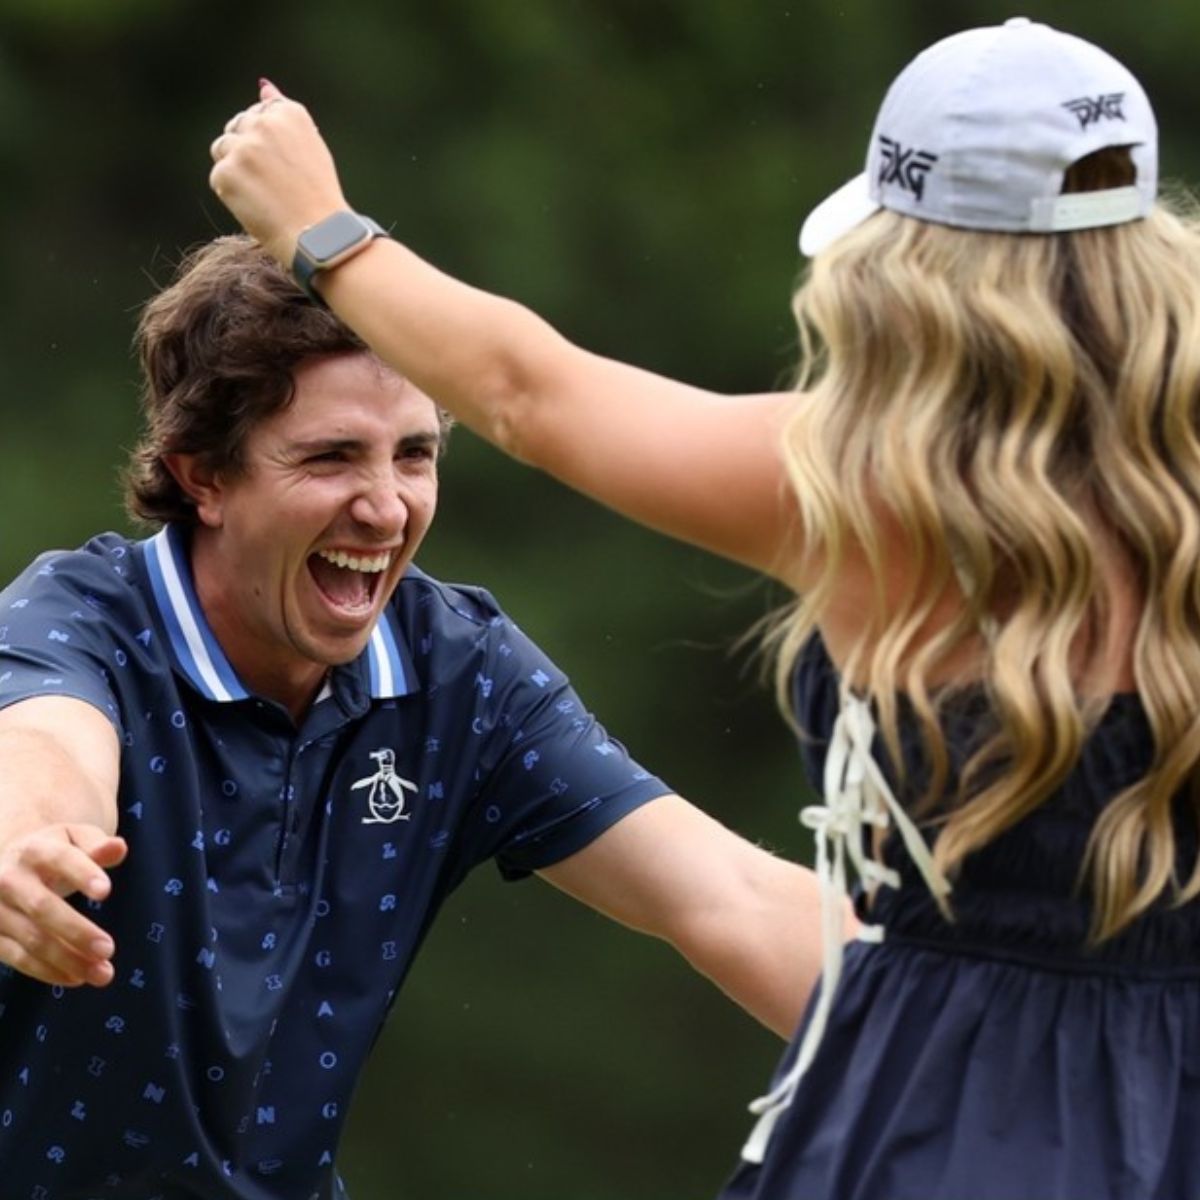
top-left (741, 692), bottom-right (952, 1164)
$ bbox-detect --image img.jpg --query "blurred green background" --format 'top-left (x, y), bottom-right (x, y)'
top-left (3, 1), bottom-right (1198, 1196)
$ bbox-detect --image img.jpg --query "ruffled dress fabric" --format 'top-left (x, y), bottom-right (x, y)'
top-left (720, 636), bottom-right (1200, 1200)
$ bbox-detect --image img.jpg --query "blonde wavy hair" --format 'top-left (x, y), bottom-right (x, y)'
top-left (773, 150), bottom-right (1200, 940)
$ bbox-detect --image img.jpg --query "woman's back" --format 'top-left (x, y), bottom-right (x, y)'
top-left (795, 633), bottom-right (1198, 966)
top-left (719, 634), bottom-right (1200, 1200)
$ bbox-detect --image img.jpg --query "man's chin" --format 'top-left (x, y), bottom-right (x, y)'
top-left (315, 635), bottom-right (373, 667)
top-left (291, 622), bottom-right (376, 670)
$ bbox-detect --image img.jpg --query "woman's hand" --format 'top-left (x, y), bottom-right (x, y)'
top-left (209, 80), bottom-right (350, 268)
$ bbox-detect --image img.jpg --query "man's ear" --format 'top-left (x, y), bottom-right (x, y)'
top-left (163, 453), bottom-right (224, 528)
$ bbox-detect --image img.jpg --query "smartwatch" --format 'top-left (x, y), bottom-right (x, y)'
top-left (292, 211), bottom-right (387, 304)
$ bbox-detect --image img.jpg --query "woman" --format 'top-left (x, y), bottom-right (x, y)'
top-left (210, 19), bottom-right (1200, 1199)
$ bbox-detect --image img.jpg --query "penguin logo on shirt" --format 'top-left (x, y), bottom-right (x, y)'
top-left (352, 748), bottom-right (417, 824)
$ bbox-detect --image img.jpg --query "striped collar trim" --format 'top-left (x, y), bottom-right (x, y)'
top-left (142, 526), bottom-right (248, 702)
top-left (140, 525), bottom-right (414, 703)
top-left (367, 606), bottom-right (411, 699)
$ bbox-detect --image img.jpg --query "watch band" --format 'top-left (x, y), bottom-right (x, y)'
top-left (292, 211), bottom-right (387, 305)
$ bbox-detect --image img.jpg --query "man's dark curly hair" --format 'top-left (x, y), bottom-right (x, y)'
top-left (124, 234), bottom-right (450, 526)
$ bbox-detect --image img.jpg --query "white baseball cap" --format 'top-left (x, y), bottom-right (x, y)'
top-left (799, 17), bottom-right (1158, 257)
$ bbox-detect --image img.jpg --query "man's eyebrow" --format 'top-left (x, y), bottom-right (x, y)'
top-left (288, 437), bottom-right (363, 457)
top-left (287, 431), bottom-right (442, 457)
top-left (399, 431), bottom-right (441, 449)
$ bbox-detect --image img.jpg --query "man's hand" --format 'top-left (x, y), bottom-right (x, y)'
top-left (209, 80), bottom-right (351, 270)
top-left (0, 823), bottom-right (126, 987)
top-left (0, 697), bottom-right (124, 988)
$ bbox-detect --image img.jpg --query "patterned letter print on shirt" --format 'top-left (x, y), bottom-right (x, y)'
top-left (351, 747), bottom-right (417, 824)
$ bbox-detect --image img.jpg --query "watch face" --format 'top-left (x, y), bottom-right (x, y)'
top-left (301, 212), bottom-right (370, 263)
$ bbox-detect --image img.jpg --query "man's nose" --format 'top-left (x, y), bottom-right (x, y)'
top-left (350, 474), bottom-right (407, 535)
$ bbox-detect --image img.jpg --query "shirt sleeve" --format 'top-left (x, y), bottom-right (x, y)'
top-left (0, 539), bottom-right (142, 734)
top-left (465, 610), bottom-right (672, 880)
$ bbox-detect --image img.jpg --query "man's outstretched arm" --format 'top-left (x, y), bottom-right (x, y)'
top-left (0, 696), bottom-right (126, 987)
top-left (538, 794), bottom-right (855, 1040)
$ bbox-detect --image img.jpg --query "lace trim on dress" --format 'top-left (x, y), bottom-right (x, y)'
top-left (740, 690), bottom-right (953, 1164)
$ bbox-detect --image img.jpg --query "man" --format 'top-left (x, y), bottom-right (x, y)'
top-left (0, 236), bottom-right (826, 1199)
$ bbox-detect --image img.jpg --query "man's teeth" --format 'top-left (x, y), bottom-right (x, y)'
top-left (316, 549), bottom-right (392, 573)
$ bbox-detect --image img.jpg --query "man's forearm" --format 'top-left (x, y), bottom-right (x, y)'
top-left (540, 795), bottom-right (854, 1040)
top-left (0, 723), bottom-right (118, 837)
top-left (673, 851), bottom-right (856, 1039)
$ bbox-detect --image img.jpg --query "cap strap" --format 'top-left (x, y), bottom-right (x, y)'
top-left (1029, 185), bottom-right (1145, 233)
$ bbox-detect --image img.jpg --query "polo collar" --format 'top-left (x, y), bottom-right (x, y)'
top-left (139, 525), bottom-right (416, 703)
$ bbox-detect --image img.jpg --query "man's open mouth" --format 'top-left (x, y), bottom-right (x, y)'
top-left (308, 548), bottom-right (392, 613)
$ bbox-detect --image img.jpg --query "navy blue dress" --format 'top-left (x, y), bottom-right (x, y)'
top-left (720, 636), bottom-right (1200, 1200)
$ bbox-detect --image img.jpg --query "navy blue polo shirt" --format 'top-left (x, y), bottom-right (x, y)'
top-left (0, 526), bottom-right (670, 1200)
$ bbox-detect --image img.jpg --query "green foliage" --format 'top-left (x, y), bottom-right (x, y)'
top-left (3, 2), bottom-right (1197, 1196)
top-left (0, 0), bottom-right (171, 32)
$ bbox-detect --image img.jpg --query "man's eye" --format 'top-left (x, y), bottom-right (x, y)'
top-left (308, 451), bottom-right (345, 464)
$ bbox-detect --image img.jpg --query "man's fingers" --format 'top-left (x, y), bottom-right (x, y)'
top-left (0, 913), bottom-right (113, 988)
top-left (67, 826), bottom-right (128, 875)
top-left (14, 879), bottom-right (113, 959)
top-left (0, 823), bottom-right (121, 986)
top-left (18, 833), bottom-right (117, 902)
top-left (0, 930), bottom-right (79, 986)
top-left (0, 850), bottom-right (116, 959)
top-left (259, 77), bottom-right (284, 102)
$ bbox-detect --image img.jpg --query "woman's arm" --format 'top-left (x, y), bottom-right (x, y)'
top-left (210, 86), bottom-right (800, 577)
